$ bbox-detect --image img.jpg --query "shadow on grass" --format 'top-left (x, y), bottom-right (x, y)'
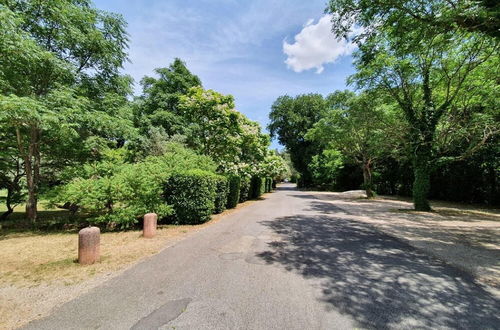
top-left (0, 210), bottom-right (90, 238)
top-left (257, 206), bottom-right (500, 328)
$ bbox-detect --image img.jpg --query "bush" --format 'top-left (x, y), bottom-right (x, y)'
top-left (50, 162), bottom-right (173, 229)
top-left (213, 175), bottom-right (229, 214)
top-left (226, 175), bottom-right (240, 209)
top-left (265, 177), bottom-right (272, 192)
top-left (163, 169), bottom-right (217, 224)
top-left (50, 145), bottom-right (216, 229)
top-left (250, 176), bottom-right (265, 199)
top-left (239, 177), bottom-right (251, 202)
top-left (272, 179), bottom-right (277, 189)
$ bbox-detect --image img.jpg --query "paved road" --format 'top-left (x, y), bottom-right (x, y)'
top-left (25, 184), bottom-right (499, 329)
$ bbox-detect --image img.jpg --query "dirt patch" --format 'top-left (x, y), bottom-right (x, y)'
top-left (0, 197), bottom-right (264, 330)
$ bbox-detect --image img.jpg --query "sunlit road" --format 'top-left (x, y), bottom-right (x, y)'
top-left (25, 184), bottom-right (500, 329)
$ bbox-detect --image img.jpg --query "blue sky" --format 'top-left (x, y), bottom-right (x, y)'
top-left (94, 0), bottom-right (357, 148)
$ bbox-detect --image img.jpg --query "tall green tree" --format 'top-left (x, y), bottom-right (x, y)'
top-left (178, 87), bottom-right (241, 164)
top-left (0, 1), bottom-right (129, 222)
top-left (307, 91), bottom-right (403, 197)
top-left (327, 1), bottom-right (498, 210)
top-left (137, 58), bottom-right (202, 136)
top-left (268, 94), bottom-right (328, 187)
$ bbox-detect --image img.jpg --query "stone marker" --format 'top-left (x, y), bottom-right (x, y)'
top-left (78, 226), bottom-right (100, 265)
top-left (143, 213), bottom-right (157, 238)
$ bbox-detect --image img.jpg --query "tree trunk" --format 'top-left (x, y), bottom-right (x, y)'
top-left (362, 161), bottom-right (374, 198)
top-left (17, 126), bottom-right (40, 224)
top-left (412, 143), bottom-right (432, 211)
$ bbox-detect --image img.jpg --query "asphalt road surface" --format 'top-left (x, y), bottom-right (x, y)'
top-left (24, 184), bottom-right (500, 330)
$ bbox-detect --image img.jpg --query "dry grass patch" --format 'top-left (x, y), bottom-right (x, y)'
top-left (0, 197), bottom-right (261, 287)
top-left (1, 225), bottom-right (189, 286)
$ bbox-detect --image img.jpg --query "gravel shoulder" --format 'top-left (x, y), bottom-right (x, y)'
top-left (313, 190), bottom-right (500, 291)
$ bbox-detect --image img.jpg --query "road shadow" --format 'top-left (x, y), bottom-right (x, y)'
top-left (257, 211), bottom-right (500, 329)
top-left (275, 184), bottom-right (297, 191)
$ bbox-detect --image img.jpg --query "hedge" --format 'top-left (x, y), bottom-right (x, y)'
top-left (265, 177), bottom-right (272, 192)
top-left (239, 177), bottom-right (251, 202)
top-left (163, 169), bottom-right (217, 224)
top-left (250, 176), bottom-right (265, 199)
top-left (226, 175), bottom-right (241, 209)
top-left (214, 175), bottom-right (229, 214)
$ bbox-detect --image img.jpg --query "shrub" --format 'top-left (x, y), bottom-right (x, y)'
top-left (163, 169), bottom-right (217, 224)
top-left (265, 177), bottom-right (272, 192)
top-left (239, 177), bottom-right (251, 202)
top-left (50, 161), bottom-right (173, 229)
top-left (272, 179), bottom-right (277, 189)
top-left (261, 177), bottom-right (267, 195)
top-left (250, 176), bottom-right (265, 199)
top-left (50, 145), bottom-right (217, 229)
top-left (213, 175), bottom-right (229, 214)
top-left (226, 175), bottom-right (241, 209)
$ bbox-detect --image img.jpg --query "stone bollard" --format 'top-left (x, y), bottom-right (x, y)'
top-left (78, 226), bottom-right (100, 265)
top-left (143, 213), bottom-right (157, 238)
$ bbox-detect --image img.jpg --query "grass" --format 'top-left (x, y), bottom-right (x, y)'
top-left (0, 197), bottom-right (262, 287)
top-left (0, 224), bottom-right (195, 286)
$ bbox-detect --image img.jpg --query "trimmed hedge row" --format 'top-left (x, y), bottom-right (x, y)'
top-left (250, 176), bottom-right (263, 199)
top-left (164, 169), bottom-right (217, 224)
top-left (227, 175), bottom-right (240, 209)
top-left (239, 177), bottom-right (251, 203)
top-left (214, 176), bottom-right (229, 214)
top-left (265, 177), bottom-right (272, 193)
top-left (164, 172), bottom-right (273, 225)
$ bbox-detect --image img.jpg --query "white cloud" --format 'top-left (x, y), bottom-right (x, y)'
top-left (283, 15), bottom-right (358, 74)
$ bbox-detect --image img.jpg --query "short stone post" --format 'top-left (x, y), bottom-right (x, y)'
top-left (143, 213), bottom-right (157, 238)
top-left (78, 226), bottom-right (100, 265)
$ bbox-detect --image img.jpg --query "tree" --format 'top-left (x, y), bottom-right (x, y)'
top-left (307, 91), bottom-right (402, 197)
top-left (327, 0), bottom-right (500, 40)
top-left (308, 149), bottom-right (344, 189)
top-left (137, 58), bottom-right (202, 136)
top-left (260, 151), bottom-right (290, 182)
top-left (340, 19), bottom-right (497, 209)
top-left (178, 87), bottom-right (242, 164)
top-left (0, 1), bottom-right (129, 223)
top-left (268, 94), bottom-right (328, 186)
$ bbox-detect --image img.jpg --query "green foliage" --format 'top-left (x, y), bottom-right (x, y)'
top-left (326, 0), bottom-right (500, 40)
top-left (260, 151), bottom-right (290, 182)
top-left (324, 0), bottom-right (498, 209)
top-left (306, 91), bottom-right (402, 197)
top-left (268, 94), bottom-right (328, 186)
top-left (163, 170), bottom-right (217, 225)
top-left (250, 176), bottom-right (265, 199)
top-left (239, 177), bottom-right (251, 203)
top-left (226, 176), bottom-right (241, 209)
top-left (213, 175), bottom-right (229, 214)
top-left (0, 0), bottom-right (131, 222)
top-left (265, 177), bottom-right (272, 193)
top-left (0, 1), bottom-right (279, 226)
top-left (49, 144), bottom-right (215, 227)
top-left (308, 149), bottom-right (344, 189)
top-left (137, 58), bottom-right (202, 136)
